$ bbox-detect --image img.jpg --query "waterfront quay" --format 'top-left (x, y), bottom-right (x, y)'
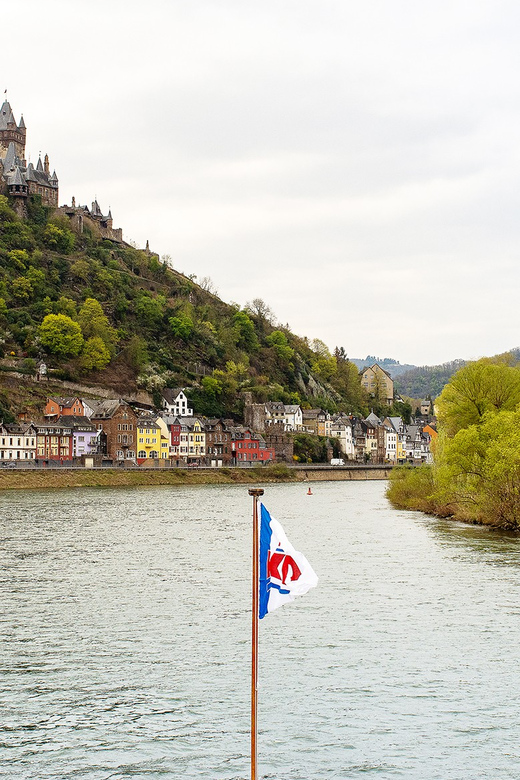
top-left (0, 463), bottom-right (393, 490)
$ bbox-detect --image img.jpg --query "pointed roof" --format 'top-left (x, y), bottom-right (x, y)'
top-left (18, 114), bottom-right (25, 129)
top-left (0, 100), bottom-right (15, 130)
top-left (25, 162), bottom-right (36, 181)
top-left (36, 156), bottom-right (44, 172)
top-left (8, 166), bottom-right (25, 186)
top-left (2, 141), bottom-right (16, 172)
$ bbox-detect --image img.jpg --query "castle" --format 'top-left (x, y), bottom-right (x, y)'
top-left (0, 97), bottom-right (123, 242)
top-left (0, 98), bottom-right (58, 210)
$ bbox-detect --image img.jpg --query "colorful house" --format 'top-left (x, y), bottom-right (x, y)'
top-left (44, 396), bottom-right (87, 419)
top-left (90, 399), bottom-right (137, 462)
top-left (0, 423), bottom-right (37, 462)
top-left (230, 427), bottom-right (275, 464)
top-left (136, 416), bottom-right (162, 462)
top-left (33, 421), bottom-right (74, 461)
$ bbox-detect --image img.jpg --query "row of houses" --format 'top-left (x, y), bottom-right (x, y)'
top-left (326, 412), bottom-right (435, 464)
top-left (1, 394), bottom-right (276, 466)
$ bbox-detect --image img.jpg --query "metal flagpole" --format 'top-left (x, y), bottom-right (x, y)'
top-left (249, 488), bottom-right (264, 780)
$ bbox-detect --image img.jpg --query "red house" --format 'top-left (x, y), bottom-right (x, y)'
top-left (44, 397), bottom-right (86, 419)
top-left (231, 427), bottom-right (275, 464)
top-left (33, 420), bottom-right (74, 461)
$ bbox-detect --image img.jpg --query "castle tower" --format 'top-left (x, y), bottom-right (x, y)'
top-left (0, 101), bottom-right (26, 161)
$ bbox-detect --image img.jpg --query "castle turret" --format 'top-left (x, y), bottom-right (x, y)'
top-left (44, 154), bottom-right (49, 174)
top-left (0, 100), bottom-right (26, 160)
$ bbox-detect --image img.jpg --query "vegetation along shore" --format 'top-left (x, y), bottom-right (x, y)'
top-left (387, 356), bottom-right (520, 531)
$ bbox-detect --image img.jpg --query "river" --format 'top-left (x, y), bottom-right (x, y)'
top-left (1, 481), bottom-right (520, 779)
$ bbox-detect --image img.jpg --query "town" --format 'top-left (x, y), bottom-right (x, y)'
top-left (0, 363), bottom-right (436, 468)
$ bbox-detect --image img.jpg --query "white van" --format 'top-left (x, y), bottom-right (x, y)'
top-left (330, 458), bottom-right (345, 466)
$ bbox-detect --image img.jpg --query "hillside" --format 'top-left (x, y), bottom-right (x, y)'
top-left (0, 194), bottom-right (370, 421)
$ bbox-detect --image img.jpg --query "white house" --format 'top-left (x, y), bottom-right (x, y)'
top-left (330, 417), bottom-right (355, 459)
top-left (161, 388), bottom-right (193, 418)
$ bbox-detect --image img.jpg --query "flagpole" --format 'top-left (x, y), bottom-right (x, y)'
top-left (249, 487), bottom-right (264, 780)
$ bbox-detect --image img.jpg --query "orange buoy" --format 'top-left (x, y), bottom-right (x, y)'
top-left (307, 487), bottom-right (313, 495)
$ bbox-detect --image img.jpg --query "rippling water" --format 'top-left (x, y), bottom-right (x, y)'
top-left (1, 481), bottom-right (520, 779)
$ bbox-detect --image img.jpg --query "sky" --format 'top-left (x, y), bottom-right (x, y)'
top-left (2, 0), bottom-right (520, 366)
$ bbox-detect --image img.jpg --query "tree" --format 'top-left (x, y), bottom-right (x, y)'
top-left (233, 311), bottom-right (259, 352)
top-left (135, 292), bottom-right (166, 326)
top-left (436, 360), bottom-right (520, 436)
top-left (38, 314), bottom-right (84, 358)
top-left (78, 298), bottom-right (117, 353)
top-left (43, 223), bottom-right (75, 254)
top-left (311, 339), bottom-right (337, 381)
top-left (169, 313), bottom-right (194, 341)
top-left (80, 336), bottom-right (111, 371)
top-left (265, 330), bottom-right (294, 362)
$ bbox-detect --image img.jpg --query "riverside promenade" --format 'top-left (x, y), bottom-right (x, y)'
top-left (0, 463), bottom-right (393, 490)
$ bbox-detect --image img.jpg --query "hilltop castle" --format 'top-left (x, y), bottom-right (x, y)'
top-left (0, 97), bottom-right (123, 243)
top-left (0, 99), bottom-right (58, 209)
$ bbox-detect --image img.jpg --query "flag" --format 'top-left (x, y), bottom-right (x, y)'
top-left (259, 503), bottom-right (318, 619)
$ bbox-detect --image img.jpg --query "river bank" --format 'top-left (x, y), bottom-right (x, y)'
top-left (0, 464), bottom-right (392, 490)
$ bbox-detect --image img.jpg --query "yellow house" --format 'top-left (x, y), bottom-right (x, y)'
top-left (360, 364), bottom-right (394, 405)
top-left (155, 416), bottom-right (172, 459)
top-left (136, 416), bottom-right (167, 461)
top-left (179, 417), bottom-right (206, 463)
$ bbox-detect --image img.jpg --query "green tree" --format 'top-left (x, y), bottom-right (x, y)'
top-left (43, 223), bottom-right (75, 253)
top-left (169, 313), bottom-right (194, 341)
top-left (136, 292), bottom-right (166, 326)
top-left (311, 339), bottom-right (337, 380)
top-left (266, 330), bottom-right (294, 362)
top-left (233, 311), bottom-right (259, 351)
top-left (436, 360), bottom-right (520, 436)
top-left (38, 314), bottom-right (84, 358)
top-left (78, 298), bottom-right (117, 353)
top-left (12, 276), bottom-right (33, 302)
top-left (80, 336), bottom-right (111, 371)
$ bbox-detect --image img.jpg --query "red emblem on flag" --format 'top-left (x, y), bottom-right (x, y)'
top-left (267, 550), bottom-right (302, 584)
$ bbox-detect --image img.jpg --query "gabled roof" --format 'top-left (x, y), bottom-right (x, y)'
top-left (90, 399), bottom-right (130, 419)
top-left (162, 387), bottom-right (186, 404)
top-left (57, 415), bottom-right (97, 432)
top-left (48, 396), bottom-right (80, 408)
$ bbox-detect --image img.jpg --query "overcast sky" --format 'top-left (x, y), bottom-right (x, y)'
top-left (2, 0), bottom-right (520, 365)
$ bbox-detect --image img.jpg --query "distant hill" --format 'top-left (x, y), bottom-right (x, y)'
top-left (394, 349), bottom-right (520, 399)
top-left (394, 360), bottom-right (467, 399)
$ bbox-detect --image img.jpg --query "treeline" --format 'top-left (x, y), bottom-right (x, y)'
top-left (0, 194), bottom-right (372, 421)
top-left (388, 355), bottom-right (520, 530)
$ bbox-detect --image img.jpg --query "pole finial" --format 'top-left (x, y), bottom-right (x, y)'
top-left (248, 488), bottom-right (264, 497)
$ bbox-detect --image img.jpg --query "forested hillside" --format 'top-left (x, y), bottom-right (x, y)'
top-left (0, 194), bottom-right (370, 420)
top-left (395, 359), bottom-right (468, 398)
